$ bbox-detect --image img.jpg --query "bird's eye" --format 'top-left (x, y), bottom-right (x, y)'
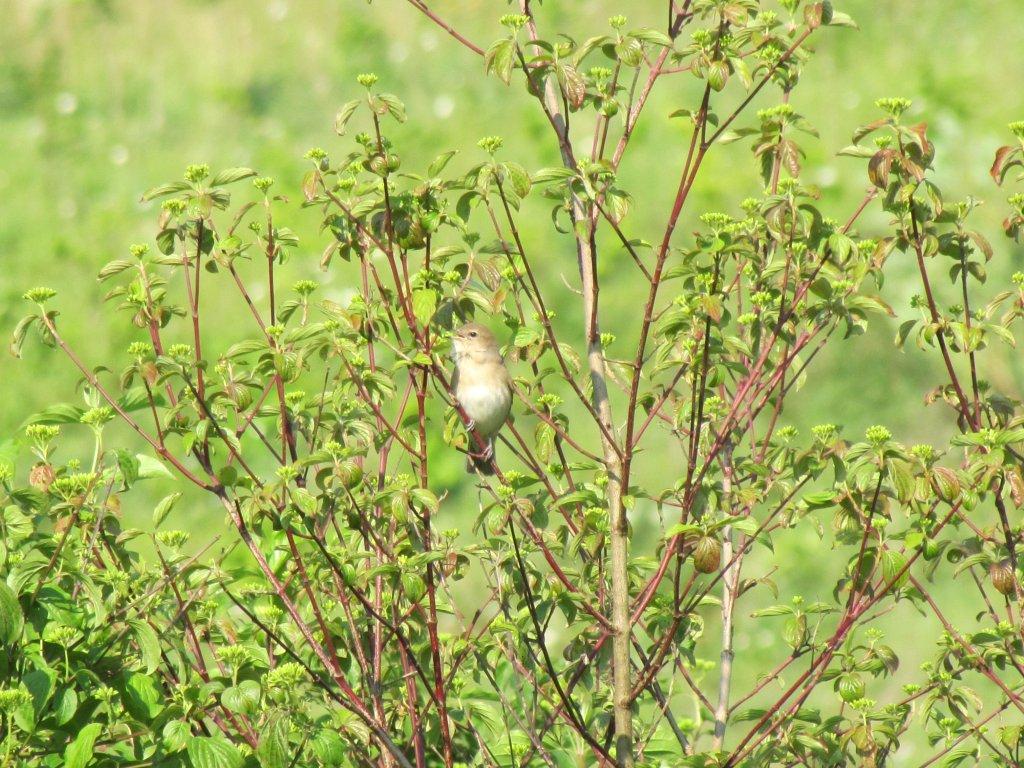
top-left (469, 331), bottom-right (477, 337)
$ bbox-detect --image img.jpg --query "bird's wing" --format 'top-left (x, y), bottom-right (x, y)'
top-left (498, 358), bottom-right (513, 390)
top-left (500, 364), bottom-right (514, 419)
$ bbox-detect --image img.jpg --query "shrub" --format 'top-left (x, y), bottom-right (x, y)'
top-left (8, 2), bottom-right (1024, 767)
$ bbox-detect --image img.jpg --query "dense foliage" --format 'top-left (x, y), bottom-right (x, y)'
top-left (6, 1), bottom-right (1024, 766)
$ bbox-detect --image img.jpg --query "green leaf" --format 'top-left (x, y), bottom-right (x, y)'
top-left (65, 722), bottom-right (102, 768)
top-left (335, 99), bottom-right (361, 135)
top-left (802, 491), bottom-right (836, 508)
top-left (837, 144), bottom-right (876, 158)
top-left (942, 745), bottom-right (978, 767)
top-left (137, 454), bottom-right (174, 480)
top-left (504, 162), bottom-right (532, 198)
top-left (122, 671), bottom-right (163, 722)
top-left (412, 289), bottom-right (438, 326)
top-left (224, 339), bottom-right (267, 359)
top-left (153, 492), bottom-right (182, 528)
top-left (614, 37), bottom-right (643, 66)
top-left (187, 735), bottom-right (244, 768)
top-left (20, 668), bottom-right (54, 728)
top-left (484, 38), bottom-right (516, 85)
top-left (888, 460), bottom-right (914, 504)
top-left (221, 680), bottom-right (261, 715)
top-left (410, 487), bottom-right (439, 513)
top-left (128, 619), bottom-right (162, 674)
top-left (115, 448), bottom-right (140, 487)
top-left (311, 730), bottom-right (344, 766)
top-left (141, 180), bottom-right (191, 202)
top-left (828, 233), bottom-right (855, 262)
top-left (163, 720), bottom-right (192, 752)
top-left (256, 714), bottom-right (290, 768)
top-left (726, 516), bottom-right (759, 536)
top-left (881, 549), bottom-right (909, 589)
top-left (118, 386), bottom-right (158, 412)
top-left (707, 60), bottom-right (730, 92)
top-left (630, 28), bottom-right (673, 47)
top-left (97, 259), bottom-right (135, 281)
top-left (377, 93), bottom-right (406, 123)
top-left (828, 11), bottom-right (858, 28)
top-left (210, 167), bottom-right (257, 187)
top-left (428, 150), bottom-right (459, 177)
top-left (9, 314), bottom-right (37, 358)
top-left (751, 605), bottom-right (792, 618)
top-left (532, 167), bottom-right (576, 184)
top-left (555, 63), bottom-right (586, 110)
top-left (0, 581), bottom-right (24, 644)
top-left (53, 686), bottom-right (78, 725)
top-left (25, 403), bottom-right (85, 425)
top-left (156, 227), bottom-right (178, 255)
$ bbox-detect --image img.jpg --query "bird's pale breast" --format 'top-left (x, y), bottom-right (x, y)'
top-left (457, 384), bottom-right (511, 436)
top-left (455, 361), bottom-right (511, 437)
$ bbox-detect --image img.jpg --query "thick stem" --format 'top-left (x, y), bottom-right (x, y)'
top-left (713, 448), bottom-right (740, 750)
top-left (518, 6), bottom-right (632, 760)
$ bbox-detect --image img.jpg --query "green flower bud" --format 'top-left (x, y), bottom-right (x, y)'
top-left (23, 286), bottom-right (57, 304)
top-left (185, 163), bottom-right (210, 183)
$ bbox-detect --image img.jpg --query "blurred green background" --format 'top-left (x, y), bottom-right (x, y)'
top-left (3, 0), bottom-right (1024, 444)
top-left (3, 1), bottom-right (1024, 759)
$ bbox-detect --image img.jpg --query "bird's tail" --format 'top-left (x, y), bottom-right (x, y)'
top-left (467, 440), bottom-right (496, 475)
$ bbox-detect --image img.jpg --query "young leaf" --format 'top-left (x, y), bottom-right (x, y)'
top-left (377, 93), bottom-right (407, 123)
top-left (485, 38), bottom-right (516, 85)
top-left (187, 736), bottom-right (244, 768)
top-left (153, 492), bottom-right (182, 528)
top-left (9, 314), bottom-right (38, 358)
top-left (210, 168), bottom-right (257, 186)
top-left (412, 289), bottom-right (438, 326)
top-left (141, 180), bottom-right (191, 202)
top-left (128, 619), bottom-right (162, 674)
top-left (137, 453), bottom-right (175, 480)
top-left (64, 722), bottom-right (102, 768)
top-left (256, 714), bottom-right (290, 768)
top-left (221, 680), bottom-right (261, 715)
top-left (0, 582), bottom-right (23, 644)
top-left (335, 99), bottom-right (361, 135)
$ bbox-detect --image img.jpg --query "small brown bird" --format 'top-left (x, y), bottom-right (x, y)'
top-left (450, 322), bottom-right (512, 475)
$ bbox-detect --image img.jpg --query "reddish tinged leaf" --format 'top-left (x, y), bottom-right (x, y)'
top-left (852, 118), bottom-right (890, 145)
top-left (707, 59), bottom-right (730, 92)
top-left (901, 157), bottom-right (925, 182)
top-left (804, 2), bottom-right (827, 28)
top-left (1008, 468), bottom-right (1024, 508)
top-left (485, 38), bottom-right (515, 85)
top-left (721, 2), bottom-right (751, 25)
top-left (301, 169), bottom-right (317, 203)
top-left (902, 122), bottom-right (932, 155)
top-left (967, 230), bottom-right (993, 261)
top-left (1004, 214), bottom-right (1024, 242)
top-left (868, 149), bottom-right (894, 189)
top-left (990, 144), bottom-right (1021, 185)
top-left (557, 64), bottom-right (586, 110)
top-left (780, 139), bottom-right (802, 178)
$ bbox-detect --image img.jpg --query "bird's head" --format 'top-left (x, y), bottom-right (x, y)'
top-left (451, 322), bottom-right (500, 361)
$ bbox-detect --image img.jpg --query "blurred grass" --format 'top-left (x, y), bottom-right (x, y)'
top-left (3, 1), bottom-right (1024, 758)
